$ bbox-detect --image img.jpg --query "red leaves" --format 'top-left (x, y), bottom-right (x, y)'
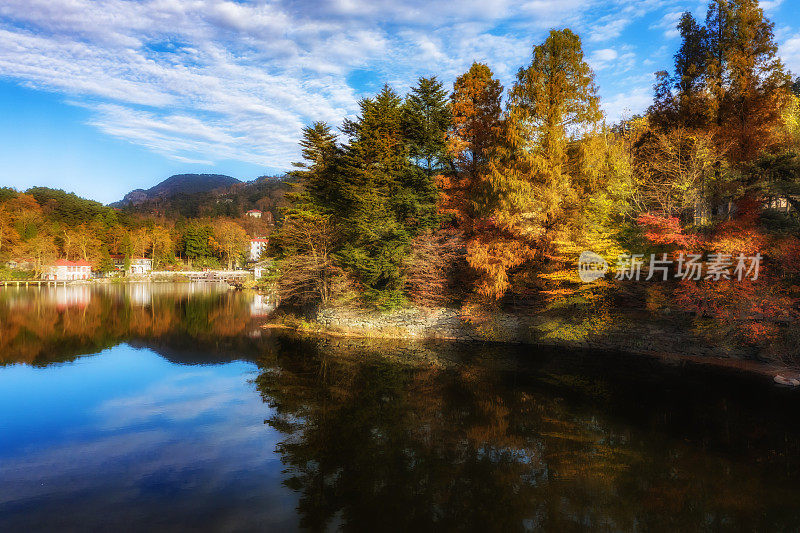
top-left (636, 213), bottom-right (699, 248)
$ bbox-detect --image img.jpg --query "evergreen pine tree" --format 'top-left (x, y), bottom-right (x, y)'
top-left (402, 76), bottom-right (452, 174)
top-left (336, 85), bottom-right (438, 307)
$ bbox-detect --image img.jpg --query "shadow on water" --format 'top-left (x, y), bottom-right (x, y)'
top-left (1, 284), bottom-right (799, 531)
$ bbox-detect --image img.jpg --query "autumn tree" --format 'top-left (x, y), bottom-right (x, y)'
top-left (468, 29), bottom-right (602, 299)
top-left (0, 204), bottom-right (19, 261)
top-left (655, 0), bottom-right (790, 162)
top-left (423, 63), bottom-right (506, 302)
top-left (274, 212), bottom-right (345, 307)
top-left (129, 228), bottom-right (152, 259)
top-left (62, 224), bottom-right (101, 263)
top-left (716, 0), bottom-right (790, 161)
top-left (212, 219), bottom-right (248, 270)
top-left (632, 127), bottom-right (727, 219)
top-left (7, 193), bottom-right (43, 242)
top-left (447, 62), bottom-right (504, 202)
top-left (150, 225), bottom-right (174, 269)
top-left (19, 232), bottom-right (58, 277)
top-left (404, 229), bottom-right (463, 307)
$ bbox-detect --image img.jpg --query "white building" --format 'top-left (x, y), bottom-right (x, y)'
top-left (250, 238), bottom-right (268, 261)
top-left (253, 259), bottom-right (273, 279)
top-left (42, 260), bottom-right (92, 281)
top-left (128, 257), bottom-right (153, 275)
top-left (246, 209), bottom-right (262, 218)
top-left (6, 258), bottom-right (35, 271)
top-left (110, 256), bottom-right (153, 276)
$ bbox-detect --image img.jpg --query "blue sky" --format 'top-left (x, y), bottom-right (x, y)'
top-left (1, 0), bottom-right (799, 204)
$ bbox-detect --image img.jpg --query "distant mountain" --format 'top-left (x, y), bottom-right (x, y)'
top-left (112, 174), bottom-right (241, 207)
top-left (111, 173), bottom-right (295, 221)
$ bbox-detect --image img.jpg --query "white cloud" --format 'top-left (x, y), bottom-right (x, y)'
top-left (589, 16), bottom-right (631, 42)
top-left (781, 34), bottom-right (800, 76)
top-left (602, 83), bottom-right (654, 123)
top-left (591, 48), bottom-right (619, 63)
top-left (760, 0), bottom-right (784, 12)
top-left (0, 0), bottom-right (700, 171)
top-left (650, 10), bottom-right (684, 39)
top-left (588, 47), bottom-right (635, 73)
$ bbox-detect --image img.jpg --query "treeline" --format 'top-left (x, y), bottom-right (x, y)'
top-left (272, 0), bottom-right (800, 353)
top-left (0, 186), bottom-right (266, 275)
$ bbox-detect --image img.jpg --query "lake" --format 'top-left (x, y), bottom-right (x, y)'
top-left (1, 284), bottom-right (799, 531)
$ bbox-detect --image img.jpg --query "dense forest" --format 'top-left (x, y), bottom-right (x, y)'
top-left (0, 175), bottom-right (289, 274)
top-left (267, 0), bottom-right (800, 357)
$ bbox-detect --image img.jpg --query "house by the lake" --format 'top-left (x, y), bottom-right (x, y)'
top-left (42, 260), bottom-right (92, 281)
top-left (246, 209), bottom-right (262, 218)
top-left (6, 258), bottom-right (35, 271)
top-left (110, 255), bottom-right (153, 276)
top-left (129, 257), bottom-right (152, 275)
top-left (250, 238), bottom-right (268, 261)
top-left (253, 259), bottom-right (272, 280)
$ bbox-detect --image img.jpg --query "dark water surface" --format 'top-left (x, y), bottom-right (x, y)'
top-left (1, 284), bottom-right (799, 531)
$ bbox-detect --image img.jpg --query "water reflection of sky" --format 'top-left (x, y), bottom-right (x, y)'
top-left (0, 346), bottom-right (298, 531)
top-left (4, 285), bottom-right (800, 530)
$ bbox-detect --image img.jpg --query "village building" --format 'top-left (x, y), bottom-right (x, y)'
top-left (129, 257), bottom-right (153, 275)
top-left (246, 209), bottom-right (262, 218)
top-left (253, 258), bottom-right (273, 280)
top-left (110, 255), bottom-right (153, 276)
top-left (250, 238), bottom-right (269, 261)
top-left (42, 260), bottom-right (92, 281)
top-left (6, 258), bottom-right (36, 271)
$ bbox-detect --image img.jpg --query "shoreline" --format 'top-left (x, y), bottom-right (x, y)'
top-left (263, 307), bottom-right (800, 386)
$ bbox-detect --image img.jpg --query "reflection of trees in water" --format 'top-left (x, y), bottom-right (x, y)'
top-left (3, 287), bottom-right (800, 529)
top-left (255, 338), bottom-right (800, 531)
top-left (0, 285), bottom-right (254, 365)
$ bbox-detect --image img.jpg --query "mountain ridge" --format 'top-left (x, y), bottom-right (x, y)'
top-left (111, 174), bottom-right (241, 207)
top-left (110, 173), bottom-right (294, 221)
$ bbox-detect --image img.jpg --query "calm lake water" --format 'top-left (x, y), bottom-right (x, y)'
top-left (1, 284), bottom-right (799, 531)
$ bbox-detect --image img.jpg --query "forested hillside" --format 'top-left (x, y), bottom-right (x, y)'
top-left (0, 174), bottom-right (289, 274)
top-left (269, 0), bottom-right (800, 359)
top-left (113, 173), bottom-right (240, 207)
top-left (114, 174), bottom-right (292, 220)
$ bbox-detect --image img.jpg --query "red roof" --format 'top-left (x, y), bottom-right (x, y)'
top-left (251, 238), bottom-right (269, 243)
top-left (246, 209), bottom-right (262, 213)
top-left (53, 259), bottom-right (91, 267)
